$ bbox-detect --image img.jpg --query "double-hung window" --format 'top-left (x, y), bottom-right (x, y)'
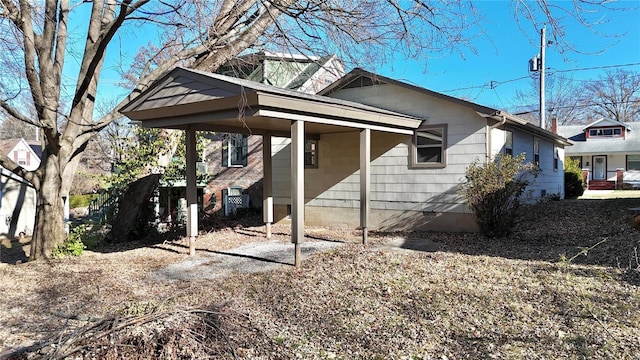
top-left (533, 138), bottom-right (540, 166)
top-left (411, 124), bottom-right (446, 168)
top-left (504, 131), bottom-right (513, 156)
top-left (553, 146), bottom-right (559, 171)
top-left (222, 134), bottom-right (248, 167)
top-left (304, 138), bottom-right (318, 168)
top-left (13, 149), bottom-right (29, 166)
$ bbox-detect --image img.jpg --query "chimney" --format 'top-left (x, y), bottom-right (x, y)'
top-left (551, 116), bottom-right (558, 134)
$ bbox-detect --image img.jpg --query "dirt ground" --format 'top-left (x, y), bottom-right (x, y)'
top-left (1, 196), bottom-right (639, 359)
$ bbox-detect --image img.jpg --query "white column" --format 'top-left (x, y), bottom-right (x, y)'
top-left (262, 132), bottom-right (273, 239)
top-left (185, 128), bottom-right (198, 256)
top-left (291, 120), bottom-right (305, 267)
top-left (360, 128), bottom-right (371, 245)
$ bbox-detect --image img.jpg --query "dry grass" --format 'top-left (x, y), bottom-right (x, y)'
top-left (579, 190), bottom-right (640, 200)
top-left (1, 197), bottom-right (639, 359)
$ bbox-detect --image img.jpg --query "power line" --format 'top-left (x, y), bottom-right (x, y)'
top-left (549, 62), bottom-right (640, 74)
top-left (440, 62), bottom-right (640, 94)
top-left (524, 99), bottom-right (640, 112)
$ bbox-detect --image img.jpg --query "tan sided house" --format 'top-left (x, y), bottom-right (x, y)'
top-left (120, 67), bottom-right (570, 263)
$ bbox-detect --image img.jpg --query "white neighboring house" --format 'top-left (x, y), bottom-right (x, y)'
top-left (0, 138), bottom-right (40, 239)
top-left (557, 119), bottom-right (640, 189)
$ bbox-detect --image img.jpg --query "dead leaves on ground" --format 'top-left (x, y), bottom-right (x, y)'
top-left (1, 198), bottom-right (639, 359)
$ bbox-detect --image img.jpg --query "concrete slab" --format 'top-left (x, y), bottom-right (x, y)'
top-left (150, 240), bottom-right (343, 281)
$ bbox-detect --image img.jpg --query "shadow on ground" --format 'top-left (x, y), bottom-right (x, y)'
top-left (384, 198), bottom-right (640, 272)
top-left (0, 237), bottom-right (29, 264)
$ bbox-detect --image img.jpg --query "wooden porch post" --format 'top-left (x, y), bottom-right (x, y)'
top-left (185, 127), bottom-right (198, 256)
top-left (360, 128), bottom-right (371, 245)
top-left (291, 120), bottom-right (305, 268)
top-left (263, 132), bottom-right (273, 239)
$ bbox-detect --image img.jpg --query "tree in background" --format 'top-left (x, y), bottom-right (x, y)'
top-left (583, 69), bottom-right (640, 122)
top-left (0, 116), bottom-right (38, 140)
top-left (513, 69), bottom-right (640, 125)
top-left (0, 0), bottom-right (633, 259)
top-left (513, 74), bottom-right (587, 126)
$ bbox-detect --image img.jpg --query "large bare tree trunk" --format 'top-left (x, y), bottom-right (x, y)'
top-left (30, 156), bottom-right (66, 259)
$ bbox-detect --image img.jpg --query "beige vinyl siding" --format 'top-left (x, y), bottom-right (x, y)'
top-left (271, 83), bottom-right (488, 224)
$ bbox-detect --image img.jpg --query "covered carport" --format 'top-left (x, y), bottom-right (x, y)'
top-left (120, 67), bottom-right (422, 267)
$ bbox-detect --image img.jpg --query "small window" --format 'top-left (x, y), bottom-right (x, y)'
top-left (553, 146), bottom-right (559, 171)
top-left (13, 149), bottom-right (29, 166)
top-left (589, 127), bottom-right (623, 138)
top-left (505, 131), bottom-right (513, 156)
top-left (533, 138), bottom-right (540, 166)
top-left (222, 134), bottom-right (248, 167)
top-left (628, 155), bottom-right (640, 171)
top-left (305, 139), bottom-right (318, 168)
top-left (411, 125), bottom-right (446, 168)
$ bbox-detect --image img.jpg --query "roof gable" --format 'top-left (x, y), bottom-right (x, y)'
top-left (321, 68), bottom-right (571, 146)
top-left (557, 121), bottom-right (640, 154)
top-left (0, 138), bottom-right (41, 169)
top-left (320, 68), bottom-right (499, 116)
top-left (583, 118), bottom-right (632, 130)
top-left (0, 138), bottom-right (39, 158)
top-left (121, 68), bottom-right (251, 113)
top-left (120, 67), bottom-right (423, 133)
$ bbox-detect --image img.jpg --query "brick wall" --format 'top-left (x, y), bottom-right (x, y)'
top-left (203, 134), bottom-right (264, 213)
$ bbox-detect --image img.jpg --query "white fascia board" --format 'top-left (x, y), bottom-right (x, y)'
top-left (254, 109), bottom-right (414, 135)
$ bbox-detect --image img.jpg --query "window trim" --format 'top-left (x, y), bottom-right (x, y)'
top-left (410, 124), bottom-right (447, 169)
top-left (533, 137), bottom-right (540, 166)
top-left (553, 146), bottom-right (559, 172)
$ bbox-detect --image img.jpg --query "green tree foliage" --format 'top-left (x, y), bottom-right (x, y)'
top-left (105, 127), bottom-right (211, 190)
top-left (459, 154), bottom-right (540, 238)
top-left (564, 156), bottom-right (585, 199)
top-left (106, 127), bottom-right (171, 190)
top-left (52, 226), bottom-right (87, 257)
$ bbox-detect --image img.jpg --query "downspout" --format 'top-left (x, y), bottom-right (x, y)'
top-left (487, 113), bottom-right (507, 162)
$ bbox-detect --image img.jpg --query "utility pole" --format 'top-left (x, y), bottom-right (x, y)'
top-left (539, 27), bottom-right (546, 130)
top-left (529, 26), bottom-right (550, 130)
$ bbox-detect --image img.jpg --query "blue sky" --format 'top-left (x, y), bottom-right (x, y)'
top-left (76, 1), bottom-right (639, 117)
top-left (376, 1), bottom-right (640, 112)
